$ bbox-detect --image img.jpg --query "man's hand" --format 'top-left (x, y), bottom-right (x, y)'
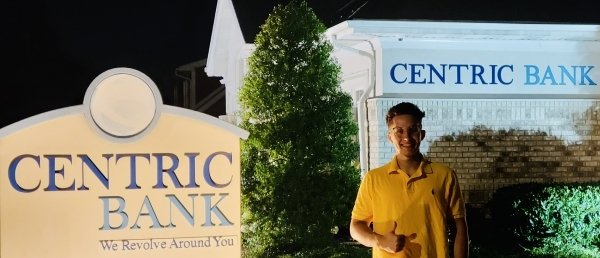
top-left (375, 222), bottom-right (400, 253)
top-left (350, 219), bottom-right (418, 253)
top-left (376, 222), bottom-right (418, 254)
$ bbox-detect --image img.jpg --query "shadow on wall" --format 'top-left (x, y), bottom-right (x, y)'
top-left (423, 104), bottom-right (600, 256)
top-left (427, 118), bottom-right (600, 204)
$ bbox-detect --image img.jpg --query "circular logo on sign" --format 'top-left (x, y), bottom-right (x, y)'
top-left (83, 68), bottom-right (162, 141)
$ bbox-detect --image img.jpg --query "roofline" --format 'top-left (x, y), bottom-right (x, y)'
top-left (328, 20), bottom-right (600, 41)
top-left (176, 59), bottom-right (207, 71)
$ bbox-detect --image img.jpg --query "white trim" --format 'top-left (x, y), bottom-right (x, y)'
top-left (330, 34), bottom-right (379, 175)
top-left (340, 20), bottom-right (600, 41)
top-left (1, 105), bottom-right (249, 140)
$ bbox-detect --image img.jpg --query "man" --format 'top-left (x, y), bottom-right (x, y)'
top-left (350, 102), bottom-right (469, 258)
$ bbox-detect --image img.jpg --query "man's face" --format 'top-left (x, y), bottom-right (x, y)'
top-left (387, 114), bottom-right (425, 160)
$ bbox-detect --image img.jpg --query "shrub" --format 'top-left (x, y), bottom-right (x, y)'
top-left (488, 183), bottom-right (600, 257)
top-left (238, 1), bottom-right (360, 257)
top-left (488, 183), bottom-right (551, 249)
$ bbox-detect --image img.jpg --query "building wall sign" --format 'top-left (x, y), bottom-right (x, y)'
top-left (0, 68), bottom-right (248, 258)
top-left (382, 39), bottom-right (600, 96)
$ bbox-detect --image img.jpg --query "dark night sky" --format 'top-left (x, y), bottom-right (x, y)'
top-left (3, 0), bottom-right (600, 128)
top-left (4, 0), bottom-right (218, 128)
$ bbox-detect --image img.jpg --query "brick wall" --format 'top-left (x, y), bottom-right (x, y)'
top-left (367, 98), bottom-right (600, 203)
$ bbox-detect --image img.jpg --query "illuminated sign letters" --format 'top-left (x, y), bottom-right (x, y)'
top-left (382, 44), bottom-right (600, 96)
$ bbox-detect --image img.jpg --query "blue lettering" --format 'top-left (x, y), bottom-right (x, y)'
top-left (203, 152), bottom-right (233, 188)
top-left (201, 193), bottom-right (233, 227)
top-left (44, 155), bottom-right (75, 191)
top-left (448, 64), bottom-right (468, 84)
top-left (390, 63), bottom-right (407, 83)
top-left (559, 65), bottom-right (577, 85)
top-left (77, 154), bottom-right (112, 190)
top-left (390, 63), bottom-right (518, 85)
top-left (470, 64), bottom-right (487, 84)
top-left (409, 64), bottom-right (426, 84)
top-left (427, 64), bottom-right (446, 84)
top-left (131, 195), bottom-right (165, 229)
top-left (524, 65), bottom-right (540, 85)
top-left (525, 65), bottom-right (595, 86)
top-left (185, 153), bottom-right (200, 188)
top-left (99, 196), bottom-right (129, 230)
top-left (8, 154), bottom-right (41, 193)
top-left (166, 194), bottom-right (198, 228)
top-left (152, 153), bottom-right (183, 189)
top-left (8, 151), bottom-right (235, 192)
top-left (489, 65), bottom-right (499, 84)
top-left (498, 65), bottom-right (513, 85)
top-left (116, 153), bottom-right (150, 190)
top-left (580, 66), bottom-right (597, 85)
top-left (541, 66), bottom-right (558, 85)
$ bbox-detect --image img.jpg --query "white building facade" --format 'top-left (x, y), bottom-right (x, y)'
top-left (207, 0), bottom-right (600, 203)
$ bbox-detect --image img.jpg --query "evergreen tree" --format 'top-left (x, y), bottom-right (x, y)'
top-left (239, 1), bottom-right (360, 256)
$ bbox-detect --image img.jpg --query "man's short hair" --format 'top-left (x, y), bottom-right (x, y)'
top-left (385, 102), bottom-right (426, 126)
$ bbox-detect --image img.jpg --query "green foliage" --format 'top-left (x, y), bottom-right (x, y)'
top-left (238, 1), bottom-right (360, 257)
top-left (277, 244), bottom-right (371, 258)
top-left (470, 245), bottom-right (546, 258)
top-left (531, 185), bottom-right (600, 257)
top-left (488, 183), bottom-right (551, 248)
top-left (489, 183), bottom-right (600, 257)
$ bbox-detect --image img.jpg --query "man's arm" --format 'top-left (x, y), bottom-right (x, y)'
top-left (350, 218), bottom-right (399, 253)
top-left (453, 217), bottom-right (469, 258)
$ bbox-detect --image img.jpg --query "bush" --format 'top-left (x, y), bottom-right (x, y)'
top-left (488, 183), bottom-right (600, 257)
top-left (488, 183), bottom-right (551, 249)
top-left (238, 1), bottom-right (360, 257)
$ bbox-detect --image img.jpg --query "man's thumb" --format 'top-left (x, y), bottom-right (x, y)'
top-left (391, 221), bottom-right (397, 233)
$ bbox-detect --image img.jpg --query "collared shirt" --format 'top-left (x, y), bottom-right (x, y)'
top-left (352, 156), bottom-right (465, 258)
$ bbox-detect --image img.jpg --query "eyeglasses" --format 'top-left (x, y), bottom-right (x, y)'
top-left (390, 125), bottom-right (421, 138)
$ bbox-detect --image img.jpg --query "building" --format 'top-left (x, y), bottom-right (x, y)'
top-left (204, 0), bottom-right (600, 203)
top-left (173, 59), bottom-right (226, 118)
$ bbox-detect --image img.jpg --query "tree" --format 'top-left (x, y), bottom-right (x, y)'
top-left (239, 1), bottom-right (360, 256)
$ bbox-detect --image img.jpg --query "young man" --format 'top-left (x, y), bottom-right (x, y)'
top-left (350, 102), bottom-right (469, 258)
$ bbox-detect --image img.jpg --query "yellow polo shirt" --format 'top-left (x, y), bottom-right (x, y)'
top-left (351, 157), bottom-right (465, 258)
